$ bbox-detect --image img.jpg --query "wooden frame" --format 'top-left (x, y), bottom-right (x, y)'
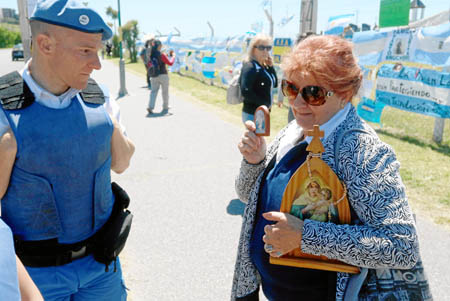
top-left (270, 125), bottom-right (360, 274)
top-left (254, 105), bottom-right (270, 136)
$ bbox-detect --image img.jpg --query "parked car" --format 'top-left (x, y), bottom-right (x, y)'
top-left (12, 43), bottom-right (24, 61)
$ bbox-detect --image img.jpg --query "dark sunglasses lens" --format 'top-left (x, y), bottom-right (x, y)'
top-left (257, 45), bottom-right (272, 51)
top-left (282, 80), bottom-right (298, 98)
top-left (302, 86), bottom-right (326, 106)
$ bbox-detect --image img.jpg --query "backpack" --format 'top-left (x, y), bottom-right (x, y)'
top-left (148, 56), bottom-right (161, 78)
top-left (226, 69), bottom-right (243, 105)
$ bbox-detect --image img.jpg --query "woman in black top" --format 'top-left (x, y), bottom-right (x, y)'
top-left (240, 34), bottom-right (278, 123)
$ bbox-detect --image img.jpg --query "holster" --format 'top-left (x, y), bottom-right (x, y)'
top-left (92, 182), bottom-right (133, 272)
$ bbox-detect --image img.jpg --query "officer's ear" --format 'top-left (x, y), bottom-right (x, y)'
top-left (35, 32), bottom-right (56, 56)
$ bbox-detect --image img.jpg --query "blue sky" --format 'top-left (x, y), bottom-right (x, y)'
top-left (4, 0), bottom-right (450, 40)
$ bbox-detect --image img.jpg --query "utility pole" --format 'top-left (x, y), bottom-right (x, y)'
top-left (17, 0), bottom-right (35, 62)
top-left (299, 0), bottom-right (318, 35)
top-left (264, 9), bottom-right (274, 37)
top-left (207, 21), bottom-right (214, 41)
top-left (117, 0), bottom-right (128, 98)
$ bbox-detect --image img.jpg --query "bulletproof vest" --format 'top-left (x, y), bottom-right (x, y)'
top-left (0, 71), bottom-right (114, 244)
top-left (0, 71), bottom-right (105, 110)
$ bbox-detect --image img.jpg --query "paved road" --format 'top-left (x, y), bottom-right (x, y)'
top-left (1, 48), bottom-right (449, 300)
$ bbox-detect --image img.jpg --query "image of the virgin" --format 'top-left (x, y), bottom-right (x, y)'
top-left (255, 109), bottom-right (265, 134)
top-left (394, 38), bottom-right (406, 55)
top-left (290, 180), bottom-right (321, 220)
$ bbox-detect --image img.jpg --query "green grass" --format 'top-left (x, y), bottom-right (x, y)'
top-left (375, 106), bottom-right (450, 229)
top-left (111, 58), bottom-right (450, 230)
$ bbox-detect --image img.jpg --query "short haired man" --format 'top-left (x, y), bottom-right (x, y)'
top-left (0, 0), bottom-right (135, 299)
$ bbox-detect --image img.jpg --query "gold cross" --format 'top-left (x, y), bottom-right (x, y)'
top-left (307, 125), bottom-right (324, 139)
top-left (306, 125), bottom-right (325, 154)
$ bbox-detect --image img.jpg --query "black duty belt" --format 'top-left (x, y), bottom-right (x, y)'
top-left (14, 237), bottom-right (94, 267)
top-left (13, 182), bottom-right (132, 270)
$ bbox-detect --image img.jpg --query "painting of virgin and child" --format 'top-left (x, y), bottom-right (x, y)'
top-left (290, 179), bottom-right (339, 223)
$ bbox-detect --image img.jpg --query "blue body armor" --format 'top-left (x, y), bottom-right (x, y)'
top-left (1, 75), bottom-right (114, 244)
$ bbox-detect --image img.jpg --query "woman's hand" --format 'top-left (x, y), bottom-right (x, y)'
top-left (262, 211), bottom-right (304, 257)
top-left (238, 120), bottom-right (266, 164)
top-left (265, 56), bottom-right (273, 67)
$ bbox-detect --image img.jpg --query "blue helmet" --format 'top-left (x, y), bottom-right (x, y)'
top-left (30, 0), bottom-right (113, 41)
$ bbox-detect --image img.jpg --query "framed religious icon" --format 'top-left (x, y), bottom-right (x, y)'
top-left (254, 105), bottom-right (270, 136)
top-left (270, 125), bottom-right (360, 274)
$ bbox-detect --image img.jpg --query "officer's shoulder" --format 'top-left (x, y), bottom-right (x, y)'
top-left (80, 78), bottom-right (105, 105)
top-left (0, 71), bottom-right (35, 110)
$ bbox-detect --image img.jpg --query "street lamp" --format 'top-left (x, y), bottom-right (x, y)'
top-left (117, 0), bottom-right (128, 98)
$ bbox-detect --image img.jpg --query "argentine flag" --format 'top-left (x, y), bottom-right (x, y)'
top-left (325, 13), bottom-right (355, 35)
top-left (202, 56), bottom-right (216, 79)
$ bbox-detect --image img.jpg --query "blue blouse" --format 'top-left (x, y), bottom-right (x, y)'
top-left (249, 142), bottom-right (336, 300)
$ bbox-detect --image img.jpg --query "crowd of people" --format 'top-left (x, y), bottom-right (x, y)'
top-left (0, 0), bottom-right (432, 300)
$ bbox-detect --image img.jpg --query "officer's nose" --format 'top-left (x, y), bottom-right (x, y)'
top-left (89, 55), bottom-right (101, 70)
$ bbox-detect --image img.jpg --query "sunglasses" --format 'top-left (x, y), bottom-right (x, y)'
top-left (254, 45), bottom-right (272, 51)
top-left (281, 79), bottom-right (334, 106)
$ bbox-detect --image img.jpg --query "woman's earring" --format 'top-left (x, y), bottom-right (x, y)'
top-left (340, 102), bottom-right (346, 108)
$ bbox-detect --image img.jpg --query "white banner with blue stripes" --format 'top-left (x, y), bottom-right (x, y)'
top-left (353, 22), bottom-right (450, 120)
top-left (376, 64), bottom-right (449, 118)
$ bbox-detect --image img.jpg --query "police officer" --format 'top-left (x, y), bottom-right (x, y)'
top-left (0, 0), bottom-right (135, 300)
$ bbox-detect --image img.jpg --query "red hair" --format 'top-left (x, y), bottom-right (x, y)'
top-left (281, 35), bottom-right (362, 100)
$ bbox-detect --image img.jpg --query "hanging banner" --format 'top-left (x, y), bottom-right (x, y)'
top-left (324, 13), bottom-right (355, 35)
top-left (352, 23), bottom-right (450, 121)
top-left (273, 38), bottom-right (292, 64)
top-left (379, 0), bottom-right (410, 28)
top-left (201, 56), bottom-right (216, 79)
top-left (384, 29), bottom-right (414, 61)
top-left (375, 64), bottom-right (450, 118)
top-left (357, 97), bottom-right (386, 124)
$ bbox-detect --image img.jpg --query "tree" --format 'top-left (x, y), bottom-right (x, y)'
top-left (121, 20), bottom-right (139, 63)
top-left (105, 6), bottom-right (118, 35)
top-left (0, 27), bottom-right (21, 48)
top-left (112, 34), bottom-right (120, 58)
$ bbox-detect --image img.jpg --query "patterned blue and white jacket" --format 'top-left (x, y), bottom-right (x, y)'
top-left (231, 105), bottom-right (420, 300)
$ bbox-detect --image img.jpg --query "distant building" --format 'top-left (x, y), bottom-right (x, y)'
top-left (0, 8), bottom-right (19, 23)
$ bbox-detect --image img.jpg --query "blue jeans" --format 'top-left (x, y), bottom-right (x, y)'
top-left (242, 111), bottom-right (254, 124)
top-left (26, 255), bottom-right (127, 301)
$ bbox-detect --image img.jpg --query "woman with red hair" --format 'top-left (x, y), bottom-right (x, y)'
top-left (232, 35), bottom-right (430, 300)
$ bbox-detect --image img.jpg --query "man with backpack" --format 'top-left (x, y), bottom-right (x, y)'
top-left (140, 38), bottom-right (154, 89)
top-left (147, 40), bottom-right (176, 115)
